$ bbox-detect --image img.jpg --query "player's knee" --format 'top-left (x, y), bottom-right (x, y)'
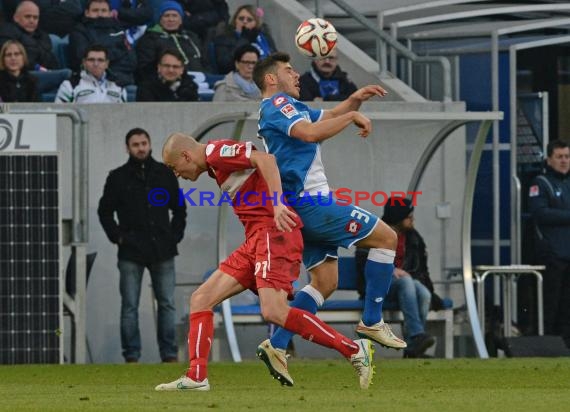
top-left (375, 224), bottom-right (397, 249)
top-left (311, 280), bottom-right (337, 298)
top-left (385, 226), bottom-right (398, 248)
top-left (260, 302), bottom-right (288, 326)
top-left (190, 290), bottom-right (209, 312)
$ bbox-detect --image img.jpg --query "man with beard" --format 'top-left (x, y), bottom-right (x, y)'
top-left (98, 128), bottom-right (187, 363)
top-left (299, 48), bottom-right (357, 102)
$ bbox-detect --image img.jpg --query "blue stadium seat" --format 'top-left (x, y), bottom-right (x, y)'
top-left (49, 34), bottom-right (70, 69)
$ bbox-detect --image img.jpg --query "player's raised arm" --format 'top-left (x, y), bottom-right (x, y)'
top-left (322, 85), bottom-right (388, 121)
top-left (249, 151), bottom-right (298, 232)
top-left (290, 111), bottom-right (372, 142)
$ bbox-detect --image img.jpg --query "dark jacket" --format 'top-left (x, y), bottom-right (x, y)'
top-left (39, 0), bottom-right (83, 37)
top-left (98, 155), bottom-right (187, 265)
top-left (528, 166), bottom-right (570, 261)
top-left (0, 22), bottom-right (59, 69)
top-left (135, 23), bottom-right (207, 82)
top-left (69, 17), bottom-right (137, 86)
top-left (0, 70), bottom-right (40, 102)
top-left (175, 0), bottom-right (229, 40)
top-left (136, 73), bottom-right (198, 102)
top-left (299, 65), bottom-right (357, 101)
top-left (209, 25), bottom-right (276, 74)
top-left (115, 0), bottom-right (153, 27)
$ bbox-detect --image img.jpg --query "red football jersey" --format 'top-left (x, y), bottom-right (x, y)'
top-left (205, 140), bottom-right (279, 232)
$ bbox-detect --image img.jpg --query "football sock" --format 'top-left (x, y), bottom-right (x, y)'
top-left (270, 285), bottom-right (323, 350)
top-left (284, 307), bottom-right (359, 358)
top-left (362, 248), bottom-right (395, 326)
top-left (186, 310), bottom-right (213, 382)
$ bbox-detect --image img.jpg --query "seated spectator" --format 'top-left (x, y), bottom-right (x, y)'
top-left (3, 0), bottom-right (83, 37)
top-left (299, 49), bottom-right (357, 101)
top-left (109, 0), bottom-right (153, 45)
top-left (0, 1), bottom-right (60, 70)
top-left (55, 44), bottom-right (126, 103)
top-left (135, 1), bottom-right (207, 82)
top-left (69, 0), bottom-right (137, 86)
top-left (356, 197), bottom-right (446, 358)
top-left (0, 39), bottom-right (39, 102)
top-left (174, 0), bottom-right (229, 41)
top-left (209, 4), bottom-right (276, 74)
top-left (213, 44), bottom-right (259, 101)
top-left (136, 49), bottom-right (198, 102)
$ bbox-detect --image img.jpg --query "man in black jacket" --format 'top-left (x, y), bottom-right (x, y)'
top-left (0, 1), bottom-right (59, 70)
top-left (528, 139), bottom-right (570, 347)
top-left (136, 49), bottom-right (198, 102)
top-left (98, 128), bottom-right (187, 363)
top-left (3, 0), bottom-right (83, 37)
top-left (69, 0), bottom-right (137, 86)
top-left (299, 48), bottom-right (357, 102)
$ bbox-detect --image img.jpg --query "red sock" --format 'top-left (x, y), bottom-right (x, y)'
top-left (185, 310), bottom-right (213, 382)
top-left (284, 308), bottom-right (359, 358)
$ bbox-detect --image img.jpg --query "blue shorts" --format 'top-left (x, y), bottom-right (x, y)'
top-left (293, 196), bottom-right (379, 270)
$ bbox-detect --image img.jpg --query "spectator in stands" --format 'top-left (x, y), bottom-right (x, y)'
top-left (528, 140), bottom-right (570, 348)
top-left (356, 197), bottom-right (444, 358)
top-left (69, 0), bottom-right (137, 86)
top-left (213, 44), bottom-right (259, 102)
top-left (109, 0), bottom-right (153, 46)
top-left (0, 39), bottom-right (39, 102)
top-left (2, 0), bottom-right (83, 37)
top-left (299, 49), bottom-right (357, 102)
top-left (209, 4), bottom-right (276, 74)
top-left (55, 44), bottom-right (126, 103)
top-left (173, 0), bottom-right (229, 41)
top-left (136, 49), bottom-right (198, 102)
top-left (98, 128), bottom-right (187, 363)
top-left (135, 1), bottom-right (207, 83)
top-left (0, 1), bottom-right (60, 70)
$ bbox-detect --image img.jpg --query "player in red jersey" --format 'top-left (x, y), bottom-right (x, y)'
top-left (154, 133), bottom-right (374, 391)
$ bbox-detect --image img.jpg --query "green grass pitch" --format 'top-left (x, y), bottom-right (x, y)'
top-left (1, 358), bottom-right (570, 411)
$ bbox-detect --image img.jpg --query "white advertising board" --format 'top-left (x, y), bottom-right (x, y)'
top-left (0, 114), bottom-right (57, 152)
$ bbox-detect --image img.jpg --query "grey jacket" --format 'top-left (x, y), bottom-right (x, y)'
top-left (213, 72), bottom-right (260, 102)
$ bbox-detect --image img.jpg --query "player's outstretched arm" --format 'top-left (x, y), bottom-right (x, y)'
top-left (291, 111), bottom-right (372, 142)
top-left (323, 85), bottom-right (388, 120)
top-left (249, 151), bottom-right (298, 232)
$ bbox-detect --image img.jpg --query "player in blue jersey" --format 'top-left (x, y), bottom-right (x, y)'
top-left (252, 52), bottom-right (406, 385)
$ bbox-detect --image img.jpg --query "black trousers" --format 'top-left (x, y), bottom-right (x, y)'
top-left (542, 257), bottom-right (570, 346)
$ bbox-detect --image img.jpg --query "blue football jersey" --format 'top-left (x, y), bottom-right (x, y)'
top-left (257, 93), bottom-right (328, 201)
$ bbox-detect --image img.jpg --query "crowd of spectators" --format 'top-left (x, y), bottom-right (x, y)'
top-left (0, 0), bottom-right (286, 103)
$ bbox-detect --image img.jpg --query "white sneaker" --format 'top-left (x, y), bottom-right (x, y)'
top-left (350, 339), bottom-right (375, 390)
top-left (154, 376), bottom-right (210, 391)
top-left (356, 319), bottom-right (407, 349)
top-left (256, 339), bottom-right (294, 386)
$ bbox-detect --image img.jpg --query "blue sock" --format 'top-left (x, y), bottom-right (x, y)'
top-left (269, 286), bottom-right (323, 350)
top-left (362, 248), bottom-right (395, 326)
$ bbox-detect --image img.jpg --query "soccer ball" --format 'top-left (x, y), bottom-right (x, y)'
top-left (295, 18), bottom-right (337, 59)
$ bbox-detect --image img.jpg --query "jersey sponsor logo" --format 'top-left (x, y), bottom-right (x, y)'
top-left (345, 219), bottom-right (362, 235)
top-left (529, 185), bottom-right (539, 197)
top-left (280, 103), bottom-right (298, 119)
top-left (273, 96), bottom-right (287, 106)
top-left (220, 144), bottom-right (241, 157)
